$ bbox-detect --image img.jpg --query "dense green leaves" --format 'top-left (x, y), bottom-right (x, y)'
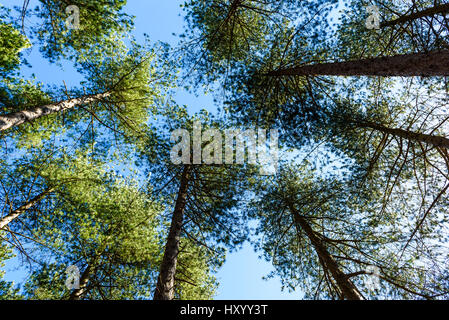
top-left (33, 0), bottom-right (133, 63)
top-left (1, 0), bottom-right (449, 301)
top-left (0, 22), bottom-right (30, 76)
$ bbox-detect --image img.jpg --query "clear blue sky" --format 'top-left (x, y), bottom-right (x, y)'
top-left (3, 0), bottom-right (303, 300)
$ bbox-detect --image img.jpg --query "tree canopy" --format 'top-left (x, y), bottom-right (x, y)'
top-left (1, 0), bottom-right (449, 301)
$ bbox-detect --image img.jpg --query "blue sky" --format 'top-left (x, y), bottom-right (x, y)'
top-left (3, 0), bottom-right (303, 300)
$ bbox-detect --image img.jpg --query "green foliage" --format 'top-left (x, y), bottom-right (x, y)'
top-left (181, 0), bottom-right (337, 85)
top-left (175, 238), bottom-right (218, 300)
top-left (0, 239), bottom-right (22, 300)
top-left (2, 0), bottom-right (449, 301)
top-left (0, 0), bottom-right (218, 301)
top-left (250, 164), bottom-right (449, 299)
top-left (33, 0), bottom-right (133, 63)
top-left (2, 151), bottom-right (216, 300)
top-left (77, 39), bottom-right (176, 143)
top-left (0, 21), bottom-right (30, 76)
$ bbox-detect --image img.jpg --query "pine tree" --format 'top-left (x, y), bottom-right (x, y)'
top-left (139, 110), bottom-right (255, 300)
top-left (30, 0), bottom-right (133, 63)
top-left (15, 152), bottom-right (216, 300)
top-left (250, 164), bottom-right (449, 299)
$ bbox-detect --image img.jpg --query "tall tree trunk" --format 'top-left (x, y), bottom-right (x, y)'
top-left (0, 92), bottom-right (111, 132)
top-left (154, 165), bottom-right (192, 300)
top-left (69, 264), bottom-right (92, 300)
top-left (0, 187), bottom-right (54, 229)
top-left (381, 4), bottom-right (449, 28)
top-left (268, 51), bottom-right (449, 77)
top-left (353, 120), bottom-right (449, 149)
top-left (288, 204), bottom-right (363, 300)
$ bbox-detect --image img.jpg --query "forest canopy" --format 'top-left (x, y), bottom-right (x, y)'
top-left (1, 0), bottom-right (449, 301)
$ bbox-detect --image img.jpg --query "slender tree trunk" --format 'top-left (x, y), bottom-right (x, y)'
top-left (289, 204), bottom-right (363, 300)
top-left (354, 120), bottom-right (449, 149)
top-left (0, 187), bottom-right (54, 229)
top-left (381, 4), bottom-right (449, 28)
top-left (0, 92), bottom-right (111, 132)
top-left (223, 0), bottom-right (243, 23)
top-left (154, 165), bottom-right (192, 300)
top-left (268, 51), bottom-right (449, 77)
top-left (69, 264), bottom-right (92, 300)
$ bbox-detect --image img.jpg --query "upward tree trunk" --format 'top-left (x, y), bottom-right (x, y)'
top-left (0, 187), bottom-right (54, 229)
top-left (267, 51), bottom-right (449, 77)
top-left (289, 204), bottom-right (363, 300)
top-left (154, 165), bottom-right (192, 300)
top-left (353, 120), bottom-right (449, 149)
top-left (222, 0), bottom-right (243, 24)
top-left (69, 264), bottom-right (93, 300)
top-left (0, 92), bottom-right (111, 132)
top-left (381, 4), bottom-right (449, 28)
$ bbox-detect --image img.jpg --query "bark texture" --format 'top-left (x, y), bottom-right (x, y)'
top-left (154, 165), bottom-right (192, 300)
top-left (0, 187), bottom-right (54, 229)
top-left (289, 204), bottom-right (363, 300)
top-left (69, 264), bottom-right (93, 300)
top-left (355, 120), bottom-right (449, 149)
top-left (0, 92), bottom-right (111, 132)
top-left (268, 51), bottom-right (449, 77)
top-left (381, 4), bottom-right (449, 28)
